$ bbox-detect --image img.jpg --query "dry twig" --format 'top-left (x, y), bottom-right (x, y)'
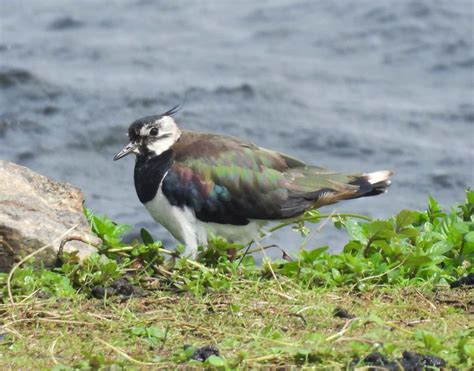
top-left (95, 337), bottom-right (160, 366)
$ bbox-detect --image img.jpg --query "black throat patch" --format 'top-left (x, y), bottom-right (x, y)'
top-left (134, 149), bottom-right (174, 203)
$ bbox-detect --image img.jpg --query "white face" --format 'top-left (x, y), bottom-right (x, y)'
top-left (139, 116), bottom-right (181, 156)
top-left (114, 114), bottom-right (182, 161)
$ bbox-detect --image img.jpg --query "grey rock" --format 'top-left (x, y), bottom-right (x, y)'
top-left (0, 161), bottom-right (100, 272)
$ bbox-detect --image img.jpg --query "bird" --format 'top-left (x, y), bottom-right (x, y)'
top-left (114, 105), bottom-right (393, 258)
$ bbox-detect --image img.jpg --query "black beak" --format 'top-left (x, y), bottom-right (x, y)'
top-left (113, 142), bottom-right (137, 161)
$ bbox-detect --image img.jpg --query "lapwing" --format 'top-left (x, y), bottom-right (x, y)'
top-left (114, 106), bottom-right (393, 258)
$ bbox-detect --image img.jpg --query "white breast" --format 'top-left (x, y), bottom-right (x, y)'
top-left (144, 177), bottom-right (267, 258)
top-left (144, 187), bottom-right (204, 257)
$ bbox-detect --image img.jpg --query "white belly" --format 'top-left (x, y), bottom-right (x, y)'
top-left (202, 219), bottom-right (266, 245)
top-left (144, 187), bottom-right (202, 247)
top-left (144, 187), bottom-right (266, 258)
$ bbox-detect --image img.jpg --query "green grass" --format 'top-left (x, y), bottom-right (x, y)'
top-left (1, 282), bottom-right (471, 369)
top-left (0, 191), bottom-right (472, 369)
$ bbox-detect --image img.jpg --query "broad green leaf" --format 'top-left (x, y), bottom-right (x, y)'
top-left (205, 355), bottom-right (225, 367)
top-left (140, 228), bottom-right (155, 245)
top-left (405, 254), bottom-right (433, 266)
top-left (428, 196), bottom-right (445, 222)
top-left (398, 227), bottom-right (419, 238)
top-left (240, 255), bottom-right (256, 267)
top-left (147, 327), bottom-right (166, 339)
top-left (368, 221), bottom-right (395, 240)
top-left (331, 268), bottom-right (342, 283)
top-left (428, 241), bottom-right (454, 256)
top-left (343, 240), bottom-right (363, 254)
top-left (454, 222), bottom-right (469, 234)
top-left (300, 246), bottom-right (328, 262)
top-left (344, 219), bottom-right (368, 244)
top-left (415, 330), bottom-right (445, 352)
top-left (130, 327), bottom-right (146, 336)
top-left (465, 231), bottom-right (474, 243)
top-left (396, 210), bottom-right (417, 230)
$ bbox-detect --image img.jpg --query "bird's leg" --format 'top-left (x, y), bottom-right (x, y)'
top-left (236, 240), bottom-right (254, 268)
top-left (181, 238), bottom-right (199, 260)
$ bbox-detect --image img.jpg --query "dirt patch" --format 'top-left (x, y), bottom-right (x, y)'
top-left (352, 351), bottom-right (446, 370)
top-left (450, 273), bottom-right (474, 288)
top-left (333, 306), bottom-right (355, 319)
top-left (91, 278), bottom-right (145, 299)
top-left (186, 345), bottom-right (220, 362)
top-left (433, 285), bottom-right (474, 313)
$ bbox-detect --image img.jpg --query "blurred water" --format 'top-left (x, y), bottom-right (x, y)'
top-left (1, 0), bottom-right (473, 256)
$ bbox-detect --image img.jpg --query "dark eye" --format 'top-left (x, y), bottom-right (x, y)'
top-left (149, 128), bottom-right (159, 136)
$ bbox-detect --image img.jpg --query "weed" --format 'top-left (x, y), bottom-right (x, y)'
top-left (1, 190), bottom-right (472, 368)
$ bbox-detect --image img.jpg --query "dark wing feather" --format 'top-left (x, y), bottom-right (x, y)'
top-left (161, 132), bottom-right (380, 224)
top-left (162, 133), bottom-right (291, 224)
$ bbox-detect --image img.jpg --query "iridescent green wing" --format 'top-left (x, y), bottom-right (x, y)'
top-left (162, 135), bottom-right (298, 223)
top-left (161, 135), bottom-right (363, 223)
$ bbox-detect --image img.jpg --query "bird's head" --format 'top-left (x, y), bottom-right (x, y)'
top-left (113, 105), bottom-right (182, 161)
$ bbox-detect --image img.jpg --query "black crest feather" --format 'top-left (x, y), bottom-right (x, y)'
top-left (161, 104), bottom-right (181, 117)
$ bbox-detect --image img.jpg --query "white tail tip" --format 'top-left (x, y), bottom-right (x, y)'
top-left (365, 170), bottom-right (394, 185)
